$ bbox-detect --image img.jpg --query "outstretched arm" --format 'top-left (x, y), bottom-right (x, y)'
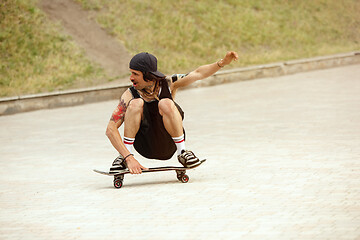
top-left (171, 51), bottom-right (238, 93)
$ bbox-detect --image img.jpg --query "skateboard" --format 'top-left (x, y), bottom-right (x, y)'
top-left (94, 159), bottom-right (206, 188)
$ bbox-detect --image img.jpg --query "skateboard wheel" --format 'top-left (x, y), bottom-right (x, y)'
top-left (113, 179), bottom-right (123, 188)
top-left (180, 174), bottom-right (189, 183)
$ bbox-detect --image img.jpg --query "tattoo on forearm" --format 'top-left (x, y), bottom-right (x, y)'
top-left (110, 99), bottom-right (127, 123)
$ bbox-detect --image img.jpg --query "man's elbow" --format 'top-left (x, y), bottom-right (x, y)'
top-left (105, 122), bottom-right (114, 138)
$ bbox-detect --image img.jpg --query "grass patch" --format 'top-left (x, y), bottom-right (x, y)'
top-left (77, 0), bottom-right (359, 73)
top-left (1, 0), bottom-right (359, 97)
top-left (0, 0), bottom-right (108, 97)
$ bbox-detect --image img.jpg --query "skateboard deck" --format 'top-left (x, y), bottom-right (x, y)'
top-left (94, 159), bottom-right (206, 188)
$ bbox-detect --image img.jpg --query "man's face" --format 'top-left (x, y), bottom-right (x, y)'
top-left (129, 69), bottom-right (151, 90)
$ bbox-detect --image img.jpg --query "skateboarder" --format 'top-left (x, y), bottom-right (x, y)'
top-left (106, 51), bottom-right (238, 174)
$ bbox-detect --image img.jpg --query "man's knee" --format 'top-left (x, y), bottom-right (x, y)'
top-left (127, 99), bottom-right (144, 114)
top-left (158, 98), bottom-right (176, 116)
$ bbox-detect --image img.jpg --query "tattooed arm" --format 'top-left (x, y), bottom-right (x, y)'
top-left (106, 89), bottom-right (148, 174)
top-left (105, 90), bottom-right (132, 157)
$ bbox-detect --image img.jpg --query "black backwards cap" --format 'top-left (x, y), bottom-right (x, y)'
top-left (129, 52), bottom-right (165, 78)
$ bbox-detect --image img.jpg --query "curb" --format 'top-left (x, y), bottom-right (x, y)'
top-left (192, 51), bottom-right (360, 87)
top-left (1, 51), bottom-right (359, 116)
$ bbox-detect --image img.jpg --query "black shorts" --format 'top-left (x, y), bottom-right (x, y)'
top-left (133, 99), bottom-right (185, 160)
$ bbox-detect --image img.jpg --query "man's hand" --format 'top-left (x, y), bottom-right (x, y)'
top-left (221, 51), bottom-right (239, 66)
top-left (125, 155), bottom-right (148, 174)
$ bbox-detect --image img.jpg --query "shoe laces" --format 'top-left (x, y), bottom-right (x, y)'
top-left (112, 156), bottom-right (124, 165)
top-left (182, 150), bottom-right (197, 161)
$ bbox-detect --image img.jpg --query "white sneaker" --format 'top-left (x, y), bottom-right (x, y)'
top-left (178, 150), bottom-right (200, 168)
top-left (109, 155), bottom-right (127, 173)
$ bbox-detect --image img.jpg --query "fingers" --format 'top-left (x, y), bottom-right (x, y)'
top-left (226, 51), bottom-right (239, 61)
top-left (222, 51), bottom-right (239, 66)
top-left (231, 51), bottom-right (239, 61)
top-left (141, 165), bottom-right (149, 171)
top-left (129, 167), bottom-right (141, 174)
top-left (126, 157), bottom-right (145, 174)
top-left (129, 165), bottom-right (142, 174)
top-left (129, 162), bottom-right (147, 174)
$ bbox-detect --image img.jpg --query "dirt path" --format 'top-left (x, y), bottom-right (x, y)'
top-left (39, 0), bottom-right (131, 83)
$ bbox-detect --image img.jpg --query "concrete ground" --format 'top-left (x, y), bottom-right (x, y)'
top-left (0, 64), bottom-right (359, 240)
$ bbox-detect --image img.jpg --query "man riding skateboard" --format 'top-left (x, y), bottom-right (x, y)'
top-left (106, 51), bottom-right (238, 174)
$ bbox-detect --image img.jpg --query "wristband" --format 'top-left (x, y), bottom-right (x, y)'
top-left (124, 153), bottom-right (134, 161)
top-left (217, 59), bottom-right (224, 68)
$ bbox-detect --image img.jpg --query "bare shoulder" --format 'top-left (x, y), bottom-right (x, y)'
top-left (121, 88), bottom-right (133, 105)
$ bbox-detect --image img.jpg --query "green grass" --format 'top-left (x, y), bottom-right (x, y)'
top-left (1, 0), bottom-right (359, 97)
top-left (0, 0), bottom-right (108, 97)
top-left (77, 0), bottom-right (360, 73)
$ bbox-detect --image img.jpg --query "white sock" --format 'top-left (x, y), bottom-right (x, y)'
top-left (123, 137), bottom-right (135, 154)
top-left (172, 134), bottom-right (185, 155)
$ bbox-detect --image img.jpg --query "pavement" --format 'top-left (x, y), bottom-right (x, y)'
top-left (0, 64), bottom-right (359, 239)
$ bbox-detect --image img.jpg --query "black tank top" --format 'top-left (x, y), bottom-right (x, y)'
top-left (128, 80), bottom-right (184, 160)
